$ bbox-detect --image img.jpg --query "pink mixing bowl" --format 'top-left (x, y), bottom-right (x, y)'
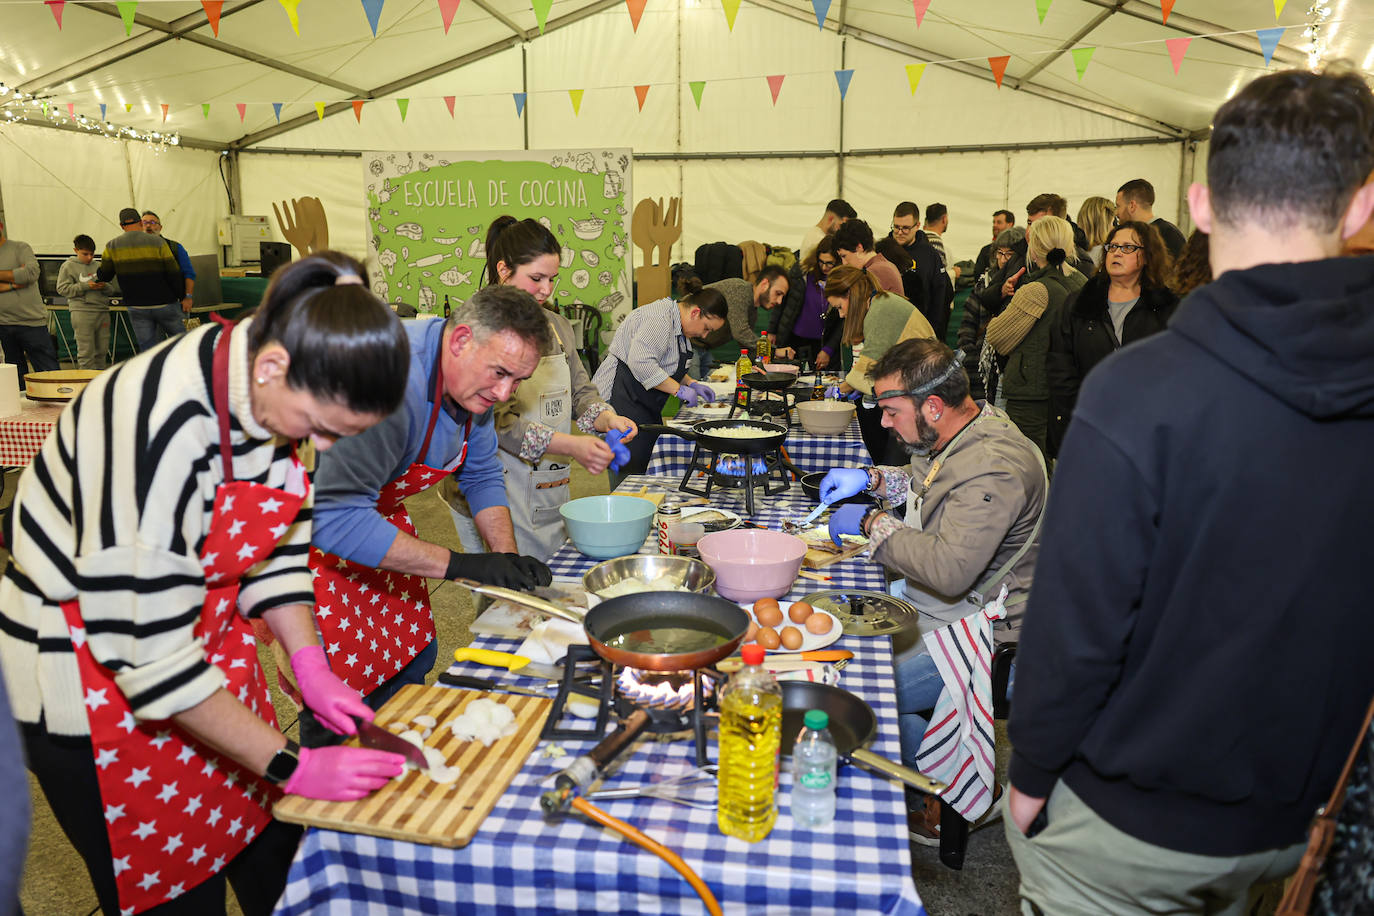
top-left (696, 528), bottom-right (808, 602)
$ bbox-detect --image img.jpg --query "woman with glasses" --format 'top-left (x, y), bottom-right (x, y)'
top-left (984, 216), bottom-right (1088, 456)
top-left (769, 236), bottom-right (845, 368)
top-left (1047, 220), bottom-right (1178, 458)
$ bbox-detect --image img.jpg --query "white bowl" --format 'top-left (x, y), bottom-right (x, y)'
top-left (797, 400), bottom-right (856, 436)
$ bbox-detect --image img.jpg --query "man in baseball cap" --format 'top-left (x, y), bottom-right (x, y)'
top-left (97, 207), bottom-right (184, 352)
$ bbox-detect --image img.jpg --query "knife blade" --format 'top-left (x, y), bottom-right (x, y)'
top-left (353, 717), bottom-right (428, 768)
top-left (438, 673), bottom-right (552, 697)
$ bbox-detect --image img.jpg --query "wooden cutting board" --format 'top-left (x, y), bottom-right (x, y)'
top-left (803, 537), bottom-right (870, 569)
top-left (273, 684), bottom-right (551, 847)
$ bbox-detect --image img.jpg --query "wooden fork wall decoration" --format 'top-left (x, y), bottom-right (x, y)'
top-left (629, 196), bottom-right (681, 304)
top-left (272, 196), bottom-right (330, 257)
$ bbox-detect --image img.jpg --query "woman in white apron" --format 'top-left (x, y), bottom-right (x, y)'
top-left (443, 216), bottom-right (637, 560)
top-left (2, 253), bottom-right (412, 915)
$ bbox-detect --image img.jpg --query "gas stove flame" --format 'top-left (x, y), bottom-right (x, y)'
top-left (714, 455), bottom-right (770, 477)
top-left (617, 668), bottom-right (705, 711)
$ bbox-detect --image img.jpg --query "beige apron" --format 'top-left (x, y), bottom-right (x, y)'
top-left (499, 322), bottom-right (574, 560)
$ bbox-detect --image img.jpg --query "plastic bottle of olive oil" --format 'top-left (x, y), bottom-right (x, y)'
top-left (716, 644), bottom-right (782, 842)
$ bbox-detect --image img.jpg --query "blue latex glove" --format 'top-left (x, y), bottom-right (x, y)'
top-left (677, 384), bottom-right (701, 408)
top-left (819, 468), bottom-right (869, 504)
top-left (604, 430), bottom-right (631, 474)
top-left (686, 381), bottom-right (717, 404)
top-left (829, 503), bottom-right (868, 547)
top-left (824, 385), bottom-right (861, 402)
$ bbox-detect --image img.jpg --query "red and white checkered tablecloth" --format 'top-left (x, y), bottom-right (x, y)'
top-left (0, 401), bottom-right (63, 467)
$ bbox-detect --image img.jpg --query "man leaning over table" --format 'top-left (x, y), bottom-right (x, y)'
top-left (307, 286), bottom-right (555, 741)
top-left (820, 337), bottom-right (1046, 844)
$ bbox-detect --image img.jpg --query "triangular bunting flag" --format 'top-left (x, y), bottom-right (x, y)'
top-left (766, 74), bottom-right (785, 106)
top-left (160, 103), bottom-right (169, 122)
top-left (124, 103), bottom-right (133, 113)
top-left (314, 102), bottom-right (325, 120)
top-left (689, 80), bottom-right (706, 109)
top-left (1035, 0), bottom-right (1051, 24)
top-left (625, 0), bottom-right (647, 31)
top-left (352, 99), bottom-right (365, 121)
top-left (45, 1), bottom-right (64, 29)
top-left (201, 1), bottom-right (223, 35)
top-left (905, 62), bottom-right (926, 94)
top-left (66, 103), bottom-right (76, 121)
top-left (396, 98), bottom-right (409, 120)
top-left (41, 103), bottom-right (48, 118)
top-left (532, 0), bottom-right (553, 32)
top-left (237, 102), bottom-right (247, 121)
top-left (99, 103), bottom-right (107, 120)
top-left (811, 0), bottom-right (831, 29)
top-left (1160, 0), bottom-right (1175, 25)
top-left (272, 102), bottom-right (283, 122)
top-left (202, 102), bottom-right (211, 118)
top-left (1274, 0), bottom-right (1286, 17)
top-left (117, 1), bottom-right (138, 35)
top-left (634, 85), bottom-right (650, 110)
top-left (1070, 46), bottom-right (1094, 80)
top-left (834, 69), bottom-right (853, 100)
top-left (1165, 36), bottom-right (1190, 74)
top-left (438, 0), bottom-right (461, 31)
top-left (279, 0), bottom-right (302, 35)
top-left (721, 0), bottom-right (741, 31)
top-left (1257, 26), bottom-right (1285, 66)
top-left (513, 92), bottom-right (527, 117)
top-left (568, 89), bottom-right (584, 115)
top-left (989, 55), bottom-right (1011, 88)
top-left (444, 95), bottom-right (456, 116)
top-left (361, 0), bottom-right (384, 35)
top-left (912, 0), bottom-right (930, 27)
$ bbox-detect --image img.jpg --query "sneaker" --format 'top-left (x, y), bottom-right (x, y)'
top-left (907, 783), bottom-right (1005, 847)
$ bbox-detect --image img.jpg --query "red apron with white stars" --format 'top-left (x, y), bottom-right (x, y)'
top-left (308, 359), bottom-right (471, 694)
top-left (57, 321), bottom-right (309, 915)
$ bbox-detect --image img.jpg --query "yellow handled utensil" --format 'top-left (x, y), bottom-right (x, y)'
top-left (453, 647), bottom-right (531, 672)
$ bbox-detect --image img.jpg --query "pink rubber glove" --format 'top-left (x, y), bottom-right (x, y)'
top-left (282, 745), bottom-right (405, 801)
top-left (291, 645), bottom-right (372, 735)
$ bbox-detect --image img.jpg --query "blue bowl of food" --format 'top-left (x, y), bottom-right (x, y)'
top-left (560, 495), bottom-right (658, 559)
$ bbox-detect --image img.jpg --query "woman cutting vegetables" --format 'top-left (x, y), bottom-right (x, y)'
top-left (443, 215), bottom-right (638, 559)
top-left (0, 253), bottom-right (412, 915)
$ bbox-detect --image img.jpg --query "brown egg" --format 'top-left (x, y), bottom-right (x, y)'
top-left (744, 620), bottom-right (759, 643)
top-left (805, 612), bottom-right (833, 636)
top-left (755, 601), bottom-right (784, 628)
top-left (788, 601), bottom-right (815, 624)
top-left (756, 626), bottom-right (781, 649)
top-left (780, 626), bottom-right (804, 650)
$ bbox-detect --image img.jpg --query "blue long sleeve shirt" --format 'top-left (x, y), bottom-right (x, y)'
top-left (311, 319), bottom-right (507, 566)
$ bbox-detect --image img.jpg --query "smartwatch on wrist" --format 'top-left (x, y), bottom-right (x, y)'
top-left (264, 738), bottom-right (301, 785)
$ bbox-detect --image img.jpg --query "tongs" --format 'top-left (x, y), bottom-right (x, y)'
top-left (450, 578), bottom-right (585, 625)
top-left (782, 501), bottom-right (829, 535)
top-left (588, 767), bottom-right (719, 810)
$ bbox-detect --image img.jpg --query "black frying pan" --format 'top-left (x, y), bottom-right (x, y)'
top-left (583, 591), bottom-right (749, 671)
top-left (780, 681), bottom-right (945, 794)
top-left (741, 371), bottom-right (796, 392)
top-left (639, 418), bottom-right (787, 455)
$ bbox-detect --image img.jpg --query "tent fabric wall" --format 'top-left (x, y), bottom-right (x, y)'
top-left (237, 154), bottom-right (369, 260)
top-left (128, 146), bottom-right (230, 256)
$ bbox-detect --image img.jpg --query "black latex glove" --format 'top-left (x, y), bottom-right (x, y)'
top-left (446, 552), bottom-right (553, 589)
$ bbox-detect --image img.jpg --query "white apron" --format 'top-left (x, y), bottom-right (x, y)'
top-left (500, 321), bottom-right (574, 560)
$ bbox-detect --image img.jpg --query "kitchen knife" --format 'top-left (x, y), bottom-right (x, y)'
top-left (438, 673), bottom-right (552, 697)
top-left (717, 649), bottom-right (852, 673)
top-left (353, 717), bottom-right (428, 768)
top-left (450, 651), bottom-right (566, 682)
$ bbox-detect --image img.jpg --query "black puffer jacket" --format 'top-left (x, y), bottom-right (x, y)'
top-left (1047, 273), bottom-right (1179, 456)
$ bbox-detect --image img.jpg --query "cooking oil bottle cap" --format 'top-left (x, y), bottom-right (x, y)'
top-left (804, 709), bottom-right (828, 730)
top-left (740, 644), bottom-right (765, 666)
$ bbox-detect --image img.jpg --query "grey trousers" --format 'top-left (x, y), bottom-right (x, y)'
top-left (1005, 781), bottom-right (1304, 916)
top-left (69, 308), bottom-right (110, 369)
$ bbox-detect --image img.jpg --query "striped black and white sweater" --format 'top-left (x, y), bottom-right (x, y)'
top-left (0, 320), bottom-right (315, 736)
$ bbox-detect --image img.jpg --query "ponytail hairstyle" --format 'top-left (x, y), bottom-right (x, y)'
top-left (681, 286), bottom-right (728, 321)
top-left (824, 265), bottom-right (878, 345)
top-left (483, 215), bottom-right (560, 290)
top-left (1026, 215), bottom-right (1078, 277)
top-left (246, 250), bottom-right (410, 416)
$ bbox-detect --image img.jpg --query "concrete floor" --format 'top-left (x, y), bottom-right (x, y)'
top-left (16, 465), bottom-right (1028, 916)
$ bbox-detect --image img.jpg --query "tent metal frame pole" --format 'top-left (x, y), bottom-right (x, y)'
top-left (0, 115), bottom-right (223, 152)
top-left (521, 43), bottom-right (530, 151)
top-left (227, 150), bottom-right (243, 216)
top-left (837, 32), bottom-right (847, 198)
top-left (1008, 1), bottom-right (1126, 89)
top-left (1077, 0), bottom-right (1305, 66)
top-left (632, 134), bottom-right (1179, 162)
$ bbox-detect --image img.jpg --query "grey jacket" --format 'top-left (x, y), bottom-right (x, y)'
top-left (700, 277), bottom-right (759, 351)
top-left (56, 257), bottom-right (116, 311)
top-left (0, 239), bottom-right (44, 326)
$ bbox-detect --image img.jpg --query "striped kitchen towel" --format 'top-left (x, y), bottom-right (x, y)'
top-left (913, 586), bottom-right (1008, 821)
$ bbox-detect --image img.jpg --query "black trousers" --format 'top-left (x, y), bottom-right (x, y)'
top-left (22, 722), bottom-right (302, 916)
top-left (0, 325), bottom-right (58, 384)
top-left (855, 400), bottom-right (893, 465)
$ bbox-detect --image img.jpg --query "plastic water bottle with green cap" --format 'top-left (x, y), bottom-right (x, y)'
top-left (791, 708), bottom-right (837, 827)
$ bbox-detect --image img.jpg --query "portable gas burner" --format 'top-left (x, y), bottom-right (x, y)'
top-left (679, 446), bottom-right (789, 515)
top-left (728, 386), bottom-right (798, 427)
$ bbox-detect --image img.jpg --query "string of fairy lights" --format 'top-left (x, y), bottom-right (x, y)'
top-left (0, 83), bottom-right (182, 151)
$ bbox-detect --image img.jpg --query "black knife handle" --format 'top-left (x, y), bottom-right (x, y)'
top-left (439, 673), bottom-right (499, 691)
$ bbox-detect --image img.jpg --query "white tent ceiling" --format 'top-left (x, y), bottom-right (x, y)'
top-left (1, 0), bottom-right (1369, 264)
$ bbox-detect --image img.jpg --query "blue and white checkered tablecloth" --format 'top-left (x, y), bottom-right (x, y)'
top-left (274, 477), bottom-right (925, 916)
top-left (645, 407), bottom-right (869, 478)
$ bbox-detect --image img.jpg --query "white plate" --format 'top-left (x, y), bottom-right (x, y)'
top-left (680, 505), bottom-right (742, 532)
top-left (740, 601), bottom-right (842, 651)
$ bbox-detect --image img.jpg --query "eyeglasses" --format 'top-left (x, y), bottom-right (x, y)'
top-left (817, 259), bottom-right (837, 269)
top-left (891, 223), bottom-right (916, 233)
top-left (1104, 243), bottom-right (1143, 254)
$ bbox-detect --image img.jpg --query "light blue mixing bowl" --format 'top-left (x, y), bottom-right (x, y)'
top-left (559, 495), bottom-right (658, 559)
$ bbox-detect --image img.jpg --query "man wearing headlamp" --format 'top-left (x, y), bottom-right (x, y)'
top-left (819, 338), bottom-right (1046, 788)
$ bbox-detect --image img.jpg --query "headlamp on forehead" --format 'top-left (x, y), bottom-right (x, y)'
top-left (862, 349), bottom-right (965, 409)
